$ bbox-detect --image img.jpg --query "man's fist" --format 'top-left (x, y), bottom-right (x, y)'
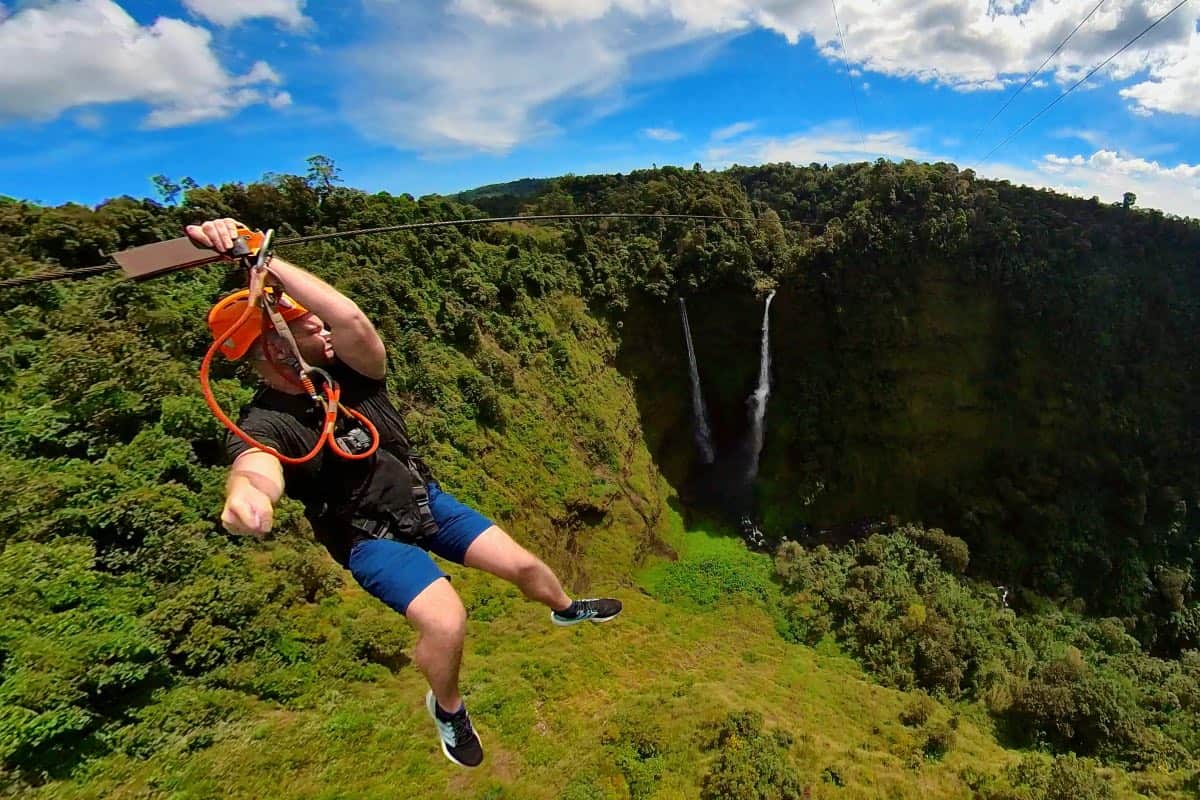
top-left (221, 491), bottom-right (274, 537)
top-left (186, 218), bottom-right (244, 256)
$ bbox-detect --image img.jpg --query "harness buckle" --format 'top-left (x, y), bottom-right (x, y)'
top-left (350, 516), bottom-right (395, 541)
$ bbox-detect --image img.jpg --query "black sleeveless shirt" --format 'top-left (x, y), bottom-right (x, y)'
top-left (226, 360), bottom-right (425, 565)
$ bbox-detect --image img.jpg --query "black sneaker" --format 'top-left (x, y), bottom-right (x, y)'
top-left (550, 598), bottom-right (623, 626)
top-left (425, 690), bottom-right (484, 768)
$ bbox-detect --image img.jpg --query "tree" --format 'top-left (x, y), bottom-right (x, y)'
top-left (1122, 192), bottom-right (1137, 210)
top-left (150, 175), bottom-right (197, 205)
top-left (305, 155), bottom-right (342, 202)
top-left (150, 175), bottom-right (178, 205)
top-left (701, 712), bottom-right (807, 800)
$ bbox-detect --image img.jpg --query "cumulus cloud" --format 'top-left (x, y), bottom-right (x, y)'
top-left (643, 126), bottom-right (683, 141)
top-left (1043, 150), bottom-right (1199, 180)
top-left (0, 0), bottom-right (289, 127)
top-left (340, 1), bottom-right (1200, 156)
top-left (181, 0), bottom-right (310, 30)
top-left (1119, 30), bottom-right (1200, 115)
top-left (375, 0), bottom-right (1200, 153)
top-left (979, 149), bottom-right (1200, 218)
top-left (1034, 149), bottom-right (1200, 213)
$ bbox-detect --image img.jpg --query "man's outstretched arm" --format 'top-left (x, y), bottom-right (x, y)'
top-left (223, 451), bottom-right (285, 537)
top-left (187, 218), bottom-right (387, 379)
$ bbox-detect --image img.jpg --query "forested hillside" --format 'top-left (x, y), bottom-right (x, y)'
top-left (2, 160), bottom-right (1199, 798)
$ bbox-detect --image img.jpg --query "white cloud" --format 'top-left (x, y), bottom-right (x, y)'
top-left (338, 2), bottom-right (1199, 156)
top-left (1041, 150), bottom-right (1200, 182)
top-left (343, 1), bottom-right (705, 153)
top-left (435, 1), bottom-right (1200, 116)
top-left (712, 120), bottom-right (755, 141)
top-left (643, 126), bottom-right (682, 141)
top-left (1052, 127), bottom-right (1106, 147)
top-left (982, 148), bottom-right (1200, 218)
top-left (181, 0), bottom-right (310, 30)
top-left (1119, 30), bottom-right (1200, 115)
top-left (0, 0), bottom-right (289, 127)
top-left (706, 125), bottom-right (933, 167)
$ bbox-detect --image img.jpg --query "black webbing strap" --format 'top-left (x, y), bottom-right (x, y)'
top-left (348, 455), bottom-right (439, 544)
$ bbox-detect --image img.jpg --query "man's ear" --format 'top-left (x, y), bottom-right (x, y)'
top-left (261, 333), bottom-right (290, 363)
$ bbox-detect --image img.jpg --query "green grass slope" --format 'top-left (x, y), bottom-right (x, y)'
top-left (23, 515), bottom-right (1186, 800)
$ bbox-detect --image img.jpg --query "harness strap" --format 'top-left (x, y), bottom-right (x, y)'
top-left (261, 273), bottom-right (319, 397)
top-left (200, 232), bottom-right (380, 465)
top-left (347, 459), bottom-right (440, 544)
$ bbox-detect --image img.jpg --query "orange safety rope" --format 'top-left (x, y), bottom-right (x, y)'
top-left (198, 251), bottom-right (380, 465)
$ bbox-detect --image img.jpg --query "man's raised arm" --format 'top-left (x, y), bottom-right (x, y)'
top-left (186, 218), bottom-right (387, 379)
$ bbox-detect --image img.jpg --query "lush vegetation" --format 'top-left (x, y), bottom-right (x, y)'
top-left (2, 158), bottom-right (1199, 797)
top-left (774, 525), bottom-right (1200, 768)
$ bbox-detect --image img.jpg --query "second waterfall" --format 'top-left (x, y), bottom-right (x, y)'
top-left (678, 297), bottom-right (716, 464)
top-left (745, 290), bottom-right (776, 482)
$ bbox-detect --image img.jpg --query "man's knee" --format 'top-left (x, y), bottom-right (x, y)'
top-left (513, 555), bottom-right (546, 584)
top-left (412, 604), bottom-right (467, 643)
top-left (406, 579), bottom-right (467, 641)
top-left (420, 610), bottom-right (466, 643)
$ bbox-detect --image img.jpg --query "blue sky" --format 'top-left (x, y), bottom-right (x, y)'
top-left (1, 0), bottom-right (1198, 217)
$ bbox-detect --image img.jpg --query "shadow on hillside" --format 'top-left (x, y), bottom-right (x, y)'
top-left (6, 679), bottom-right (165, 786)
top-left (612, 290), bottom-right (761, 519)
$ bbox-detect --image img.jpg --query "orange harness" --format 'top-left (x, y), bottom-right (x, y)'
top-left (199, 229), bottom-right (380, 466)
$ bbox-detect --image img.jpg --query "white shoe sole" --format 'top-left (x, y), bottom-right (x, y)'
top-left (550, 610), bottom-right (621, 626)
top-left (425, 690), bottom-right (483, 768)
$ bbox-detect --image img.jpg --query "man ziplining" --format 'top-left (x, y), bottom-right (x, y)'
top-left (189, 218), bottom-right (622, 768)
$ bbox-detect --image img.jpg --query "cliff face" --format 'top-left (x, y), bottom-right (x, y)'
top-left (425, 291), bottom-right (678, 591)
top-left (615, 242), bottom-right (1200, 615)
top-left (617, 270), bottom-right (1007, 525)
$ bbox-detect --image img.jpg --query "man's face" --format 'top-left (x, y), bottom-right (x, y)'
top-left (286, 313), bottom-right (335, 365)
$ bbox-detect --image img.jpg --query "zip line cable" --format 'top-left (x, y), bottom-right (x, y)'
top-left (0, 211), bottom-right (819, 290)
top-left (830, 0), bottom-right (869, 152)
top-left (982, 0), bottom-right (1191, 161)
top-left (974, 0), bottom-right (1107, 143)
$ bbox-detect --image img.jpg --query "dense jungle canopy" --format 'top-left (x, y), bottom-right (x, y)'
top-left (2, 159), bottom-right (1199, 798)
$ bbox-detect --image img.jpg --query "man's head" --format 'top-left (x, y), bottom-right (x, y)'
top-left (273, 310), bottom-right (336, 367)
top-left (207, 290), bottom-right (336, 378)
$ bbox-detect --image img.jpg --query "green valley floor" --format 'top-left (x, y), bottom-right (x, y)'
top-left (24, 523), bottom-right (1188, 800)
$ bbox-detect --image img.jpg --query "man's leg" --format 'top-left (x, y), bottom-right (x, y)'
top-left (405, 577), bottom-right (468, 712)
top-left (348, 538), bottom-right (483, 767)
top-left (425, 484), bottom-right (621, 624)
top-left (463, 525), bottom-right (572, 611)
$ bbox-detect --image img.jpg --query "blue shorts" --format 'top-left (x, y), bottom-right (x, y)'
top-left (347, 483), bottom-right (494, 615)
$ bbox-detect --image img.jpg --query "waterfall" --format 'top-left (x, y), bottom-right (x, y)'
top-left (678, 297), bottom-right (715, 464)
top-left (746, 291), bottom-right (776, 481)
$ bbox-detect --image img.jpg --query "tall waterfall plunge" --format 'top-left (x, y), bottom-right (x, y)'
top-left (745, 291), bottom-right (776, 481)
top-left (678, 297), bottom-right (715, 464)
